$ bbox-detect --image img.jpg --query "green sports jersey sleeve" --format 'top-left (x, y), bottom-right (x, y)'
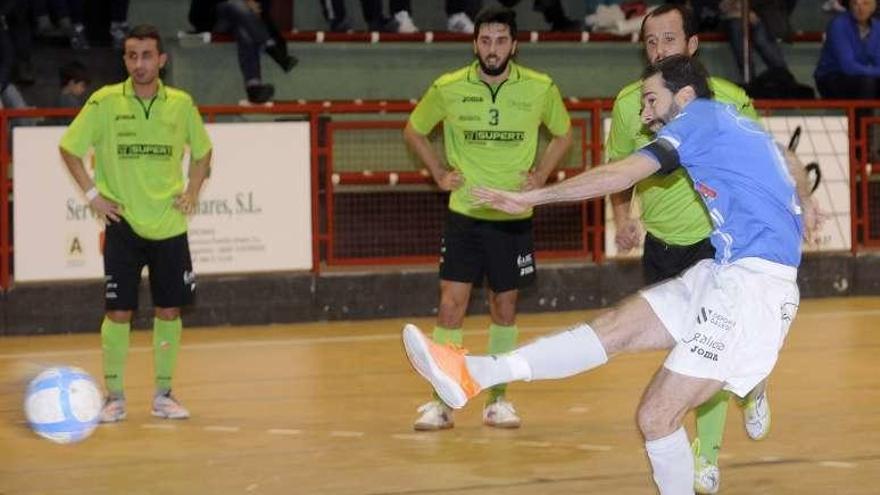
top-left (408, 83), bottom-right (446, 135)
top-left (541, 83), bottom-right (571, 136)
top-left (60, 97), bottom-right (103, 158)
top-left (186, 103), bottom-right (212, 159)
top-left (605, 83), bottom-right (644, 162)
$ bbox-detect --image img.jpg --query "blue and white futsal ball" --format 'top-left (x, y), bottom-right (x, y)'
top-left (24, 366), bottom-right (102, 444)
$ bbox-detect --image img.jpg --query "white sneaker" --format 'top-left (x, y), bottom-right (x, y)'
top-left (821, 0), bottom-right (846, 12)
top-left (393, 11), bottom-right (419, 33)
top-left (413, 400), bottom-right (454, 431)
top-left (743, 388), bottom-right (771, 440)
top-left (447, 12), bottom-right (474, 34)
top-left (483, 398), bottom-right (521, 428)
top-left (151, 392), bottom-right (191, 419)
top-left (99, 396), bottom-right (127, 423)
top-left (692, 439), bottom-right (720, 494)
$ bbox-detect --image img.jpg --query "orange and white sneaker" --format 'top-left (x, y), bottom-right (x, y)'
top-left (483, 398), bottom-right (521, 428)
top-left (413, 400), bottom-right (454, 431)
top-left (151, 392), bottom-right (190, 419)
top-left (401, 324), bottom-right (481, 409)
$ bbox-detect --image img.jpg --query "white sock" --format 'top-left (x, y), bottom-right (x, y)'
top-left (645, 427), bottom-right (695, 495)
top-left (464, 323), bottom-right (608, 389)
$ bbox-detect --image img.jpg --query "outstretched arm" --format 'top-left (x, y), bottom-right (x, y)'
top-left (473, 152), bottom-right (661, 215)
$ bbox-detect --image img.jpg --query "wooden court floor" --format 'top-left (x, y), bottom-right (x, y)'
top-left (1, 296), bottom-right (878, 495)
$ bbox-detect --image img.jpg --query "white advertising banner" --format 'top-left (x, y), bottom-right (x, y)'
top-left (603, 116), bottom-right (852, 258)
top-left (13, 122), bottom-right (312, 282)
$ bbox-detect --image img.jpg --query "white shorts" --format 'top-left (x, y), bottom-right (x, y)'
top-left (640, 258), bottom-right (800, 398)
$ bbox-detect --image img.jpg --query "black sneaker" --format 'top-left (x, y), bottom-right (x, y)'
top-left (246, 83), bottom-right (275, 104)
top-left (266, 44), bottom-right (298, 73)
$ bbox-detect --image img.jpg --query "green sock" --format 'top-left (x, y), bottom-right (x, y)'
top-left (695, 390), bottom-right (730, 464)
top-left (153, 317), bottom-right (183, 394)
top-left (486, 324), bottom-right (519, 404)
top-left (101, 317), bottom-right (131, 397)
top-left (432, 326), bottom-right (463, 346)
top-left (430, 326), bottom-right (463, 402)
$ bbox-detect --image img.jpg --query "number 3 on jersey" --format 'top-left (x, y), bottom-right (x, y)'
top-left (489, 108), bottom-right (499, 126)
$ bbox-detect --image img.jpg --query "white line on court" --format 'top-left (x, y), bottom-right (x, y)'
top-left (391, 433), bottom-right (431, 441)
top-left (267, 428), bottom-right (302, 436)
top-left (818, 461), bottom-right (857, 469)
top-left (516, 440), bottom-right (552, 448)
top-left (141, 423), bottom-right (177, 430)
top-left (204, 425), bottom-right (240, 433)
top-left (2, 307), bottom-right (878, 361)
top-left (577, 444), bottom-right (612, 452)
top-left (329, 430), bottom-right (364, 438)
top-left (567, 406), bottom-right (591, 414)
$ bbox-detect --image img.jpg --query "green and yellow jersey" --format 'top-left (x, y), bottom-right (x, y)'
top-left (61, 78), bottom-right (212, 240)
top-left (409, 61), bottom-right (571, 221)
top-left (605, 77), bottom-right (758, 245)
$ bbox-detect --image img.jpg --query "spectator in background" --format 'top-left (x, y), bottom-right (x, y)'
top-left (110, 0), bottom-right (130, 49)
top-left (189, 0), bottom-right (298, 104)
top-left (719, 0), bottom-right (790, 80)
top-left (814, 0), bottom-right (880, 99)
top-left (319, 1), bottom-right (481, 34)
top-left (57, 60), bottom-right (90, 108)
top-left (499, 0), bottom-right (581, 31)
top-left (0, 0), bottom-right (34, 85)
top-left (32, 0), bottom-right (89, 49)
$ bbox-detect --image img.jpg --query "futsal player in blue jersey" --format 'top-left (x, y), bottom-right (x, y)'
top-left (401, 55), bottom-right (821, 494)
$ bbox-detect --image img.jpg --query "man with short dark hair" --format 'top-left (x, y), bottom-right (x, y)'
top-left (404, 54), bottom-right (820, 494)
top-left (59, 24), bottom-right (213, 423)
top-left (403, 6), bottom-right (572, 431)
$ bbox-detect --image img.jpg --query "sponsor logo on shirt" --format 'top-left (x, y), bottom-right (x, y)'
top-left (695, 181), bottom-right (717, 201)
top-left (115, 114), bottom-right (136, 121)
top-left (117, 144), bottom-right (173, 159)
top-left (462, 96), bottom-right (484, 103)
top-left (463, 130), bottom-right (525, 142)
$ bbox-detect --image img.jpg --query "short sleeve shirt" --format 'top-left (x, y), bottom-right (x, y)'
top-left (639, 99), bottom-right (803, 267)
top-left (60, 78), bottom-right (212, 240)
top-left (409, 61), bottom-right (571, 220)
top-left (605, 77), bottom-right (758, 245)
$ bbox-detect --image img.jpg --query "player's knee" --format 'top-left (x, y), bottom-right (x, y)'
top-left (636, 403), bottom-right (679, 441)
top-left (105, 310), bottom-right (132, 324)
top-left (155, 307), bottom-right (181, 320)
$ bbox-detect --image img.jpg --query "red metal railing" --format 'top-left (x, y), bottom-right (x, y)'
top-left (2, 99), bottom-right (878, 290)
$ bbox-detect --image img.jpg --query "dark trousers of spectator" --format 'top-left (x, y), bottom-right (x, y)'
top-left (816, 73), bottom-right (880, 100)
top-left (216, 0), bottom-right (272, 82)
top-left (215, 0), bottom-right (292, 84)
top-left (726, 19), bottom-right (788, 77)
top-left (111, 0), bottom-right (129, 23)
top-left (32, 0), bottom-right (86, 24)
top-left (320, 0), bottom-right (481, 30)
top-left (320, 0), bottom-right (411, 31)
top-left (0, 0), bottom-right (31, 85)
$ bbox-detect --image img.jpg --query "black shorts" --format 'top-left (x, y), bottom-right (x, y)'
top-left (642, 232), bottom-right (715, 285)
top-left (103, 218), bottom-right (195, 311)
top-left (439, 211), bottom-right (536, 293)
